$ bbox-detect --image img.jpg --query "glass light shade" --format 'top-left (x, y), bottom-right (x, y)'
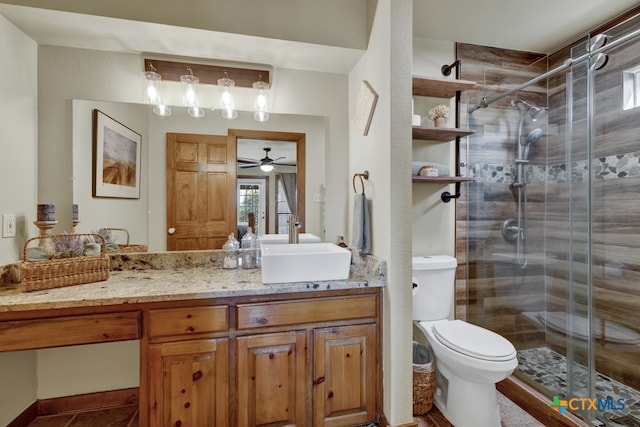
top-left (252, 80), bottom-right (270, 122)
top-left (218, 75), bottom-right (236, 119)
top-left (152, 104), bottom-right (172, 116)
top-left (221, 107), bottom-right (238, 120)
top-left (187, 106), bottom-right (205, 118)
top-left (260, 164), bottom-right (274, 172)
top-left (143, 71), bottom-right (162, 105)
top-left (181, 73), bottom-right (199, 107)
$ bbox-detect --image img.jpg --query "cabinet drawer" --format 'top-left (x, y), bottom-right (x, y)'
top-left (0, 312), bottom-right (140, 352)
top-left (237, 294), bottom-right (377, 329)
top-left (147, 306), bottom-right (228, 338)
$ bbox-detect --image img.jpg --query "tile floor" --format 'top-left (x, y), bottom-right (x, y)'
top-left (25, 392), bottom-right (539, 427)
top-left (414, 391), bottom-right (544, 427)
top-left (27, 405), bottom-right (138, 427)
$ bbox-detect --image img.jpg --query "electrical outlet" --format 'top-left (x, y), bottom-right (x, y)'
top-left (2, 214), bottom-right (16, 238)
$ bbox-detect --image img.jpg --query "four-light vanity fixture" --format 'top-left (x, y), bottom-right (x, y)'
top-left (142, 59), bottom-right (271, 121)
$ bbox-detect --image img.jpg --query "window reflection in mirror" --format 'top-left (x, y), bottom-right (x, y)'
top-left (233, 131), bottom-right (304, 237)
top-left (623, 65), bottom-right (640, 110)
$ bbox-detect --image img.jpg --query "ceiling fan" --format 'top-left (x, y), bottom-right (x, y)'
top-left (239, 147), bottom-right (286, 170)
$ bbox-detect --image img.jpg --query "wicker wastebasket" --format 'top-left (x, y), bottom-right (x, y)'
top-left (412, 341), bottom-right (436, 415)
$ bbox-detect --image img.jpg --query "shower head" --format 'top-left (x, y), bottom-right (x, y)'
top-left (511, 98), bottom-right (548, 122)
top-left (529, 106), bottom-right (548, 122)
top-left (523, 128), bottom-right (543, 159)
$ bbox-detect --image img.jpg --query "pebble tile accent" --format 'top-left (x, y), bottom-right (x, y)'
top-left (517, 347), bottom-right (640, 426)
top-left (462, 150), bottom-right (640, 184)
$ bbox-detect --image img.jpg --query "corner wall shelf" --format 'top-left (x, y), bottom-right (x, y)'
top-left (412, 176), bottom-right (474, 184)
top-left (412, 126), bottom-right (475, 141)
top-left (412, 70), bottom-right (477, 202)
top-left (412, 75), bottom-right (477, 98)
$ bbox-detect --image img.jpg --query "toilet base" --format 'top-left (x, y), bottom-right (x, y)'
top-left (432, 367), bottom-right (502, 427)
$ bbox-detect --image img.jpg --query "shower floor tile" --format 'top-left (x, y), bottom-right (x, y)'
top-left (517, 347), bottom-right (640, 426)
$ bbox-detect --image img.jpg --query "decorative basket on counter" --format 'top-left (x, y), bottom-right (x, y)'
top-left (412, 341), bottom-right (436, 415)
top-left (20, 233), bottom-right (110, 292)
top-left (102, 228), bottom-right (148, 253)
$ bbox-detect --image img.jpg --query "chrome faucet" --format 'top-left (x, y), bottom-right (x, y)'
top-left (288, 215), bottom-right (302, 244)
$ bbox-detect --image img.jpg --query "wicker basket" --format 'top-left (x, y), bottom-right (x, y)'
top-left (103, 228), bottom-right (148, 253)
top-left (20, 233), bottom-right (110, 292)
top-left (413, 341), bottom-right (436, 415)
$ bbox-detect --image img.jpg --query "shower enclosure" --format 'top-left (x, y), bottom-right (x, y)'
top-left (458, 11), bottom-right (640, 426)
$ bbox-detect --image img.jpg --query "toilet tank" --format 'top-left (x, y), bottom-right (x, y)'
top-left (412, 255), bottom-right (457, 321)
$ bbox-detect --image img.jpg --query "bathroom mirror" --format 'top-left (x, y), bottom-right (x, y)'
top-left (72, 99), bottom-right (326, 252)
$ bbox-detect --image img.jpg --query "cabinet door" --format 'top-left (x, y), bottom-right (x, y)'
top-left (148, 338), bottom-right (229, 427)
top-left (313, 324), bottom-right (377, 427)
top-left (237, 331), bottom-right (307, 426)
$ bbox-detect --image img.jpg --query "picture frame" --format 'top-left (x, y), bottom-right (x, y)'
top-left (354, 80), bottom-right (379, 136)
top-left (92, 109), bottom-right (142, 199)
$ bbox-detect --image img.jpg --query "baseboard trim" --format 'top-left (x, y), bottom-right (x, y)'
top-left (379, 413), bottom-right (418, 427)
top-left (37, 387), bottom-right (139, 416)
top-left (7, 387), bottom-right (140, 426)
top-left (6, 401), bottom-right (38, 427)
top-left (498, 377), bottom-right (590, 427)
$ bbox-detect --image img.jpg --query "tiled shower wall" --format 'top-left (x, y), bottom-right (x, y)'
top-left (456, 20), bottom-right (640, 394)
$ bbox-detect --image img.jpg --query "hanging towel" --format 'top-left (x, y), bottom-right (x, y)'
top-left (351, 193), bottom-right (371, 254)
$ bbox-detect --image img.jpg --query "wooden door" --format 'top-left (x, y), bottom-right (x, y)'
top-left (148, 338), bottom-right (229, 427)
top-left (237, 331), bottom-right (307, 426)
top-left (167, 133), bottom-right (236, 250)
top-left (313, 324), bottom-right (377, 427)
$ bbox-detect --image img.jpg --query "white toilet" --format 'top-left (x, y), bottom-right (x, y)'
top-left (412, 255), bottom-right (518, 427)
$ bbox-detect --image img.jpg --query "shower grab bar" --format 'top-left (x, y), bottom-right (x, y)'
top-left (470, 26), bottom-right (640, 112)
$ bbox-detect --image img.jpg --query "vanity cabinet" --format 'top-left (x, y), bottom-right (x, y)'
top-left (236, 331), bottom-right (307, 426)
top-left (313, 323), bottom-right (377, 426)
top-left (145, 305), bottom-right (231, 426)
top-left (141, 290), bottom-right (381, 427)
top-left (148, 338), bottom-right (230, 426)
top-left (412, 75), bottom-right (476, 189)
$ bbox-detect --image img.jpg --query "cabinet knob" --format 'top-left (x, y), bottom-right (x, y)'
top-left (168, 227), bottom-right (176, 235)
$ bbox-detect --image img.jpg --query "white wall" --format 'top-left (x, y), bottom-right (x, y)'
top-left (0, 13), bottom-right (37, 264)
top-left (348, 0), bottom-right (413, 424)
top-left (37, 341), bottom-right (139, 399)
top-left (0, 14), bottom-right (38, 426)
top-left (412, 37), bottom-right (458, 258)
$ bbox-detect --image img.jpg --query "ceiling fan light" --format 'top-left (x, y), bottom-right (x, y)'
top-left (260, 164), bottom-right (274, 172)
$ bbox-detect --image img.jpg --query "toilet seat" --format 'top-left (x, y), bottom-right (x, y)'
top-left (432, 320), bottom-right (516, 362)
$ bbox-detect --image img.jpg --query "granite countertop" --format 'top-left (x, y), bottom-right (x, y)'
top-left (0, 250), bottom-right (386, 313)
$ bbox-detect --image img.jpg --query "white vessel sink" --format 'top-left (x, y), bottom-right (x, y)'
top-left (260, 243), bottom-right (352, 284)
top-left (259, 233), bottom-right (322, 244)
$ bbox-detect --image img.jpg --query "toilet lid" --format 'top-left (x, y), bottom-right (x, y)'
top-left (433, 320), bottom-right (516, 361)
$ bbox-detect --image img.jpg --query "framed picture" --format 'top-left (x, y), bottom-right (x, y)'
top-left (92, 109), bottom-right (142, 199)
top-left (354, 80), bottom-right (379, 136)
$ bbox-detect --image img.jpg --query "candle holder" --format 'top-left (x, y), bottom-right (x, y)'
top-left (33, 220), bottom-right (58, 248)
